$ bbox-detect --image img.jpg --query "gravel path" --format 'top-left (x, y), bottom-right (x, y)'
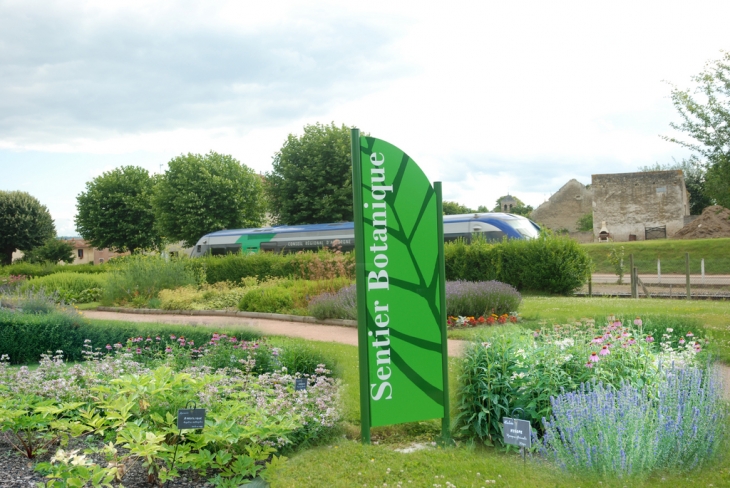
top-left (82, 310), bottom-right (467, 357)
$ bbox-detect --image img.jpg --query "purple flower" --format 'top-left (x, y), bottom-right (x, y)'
top-left (589, 352), bottom-right (600, 363)
top-left (645, 336), bottom-right (654, 343)
top-left (633, 317), bottom-right (642, 326)
top-left (135, 348), bottom-right (141, 354)
top-left (105, 344), bottom-right (112, 350)
top-left (599, 346), bottom-right (610, 356)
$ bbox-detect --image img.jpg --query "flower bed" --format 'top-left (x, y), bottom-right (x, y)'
top-left (0, 334), bottom-right (339, 487)
top-left (456, 314), bottom-right (723, 478)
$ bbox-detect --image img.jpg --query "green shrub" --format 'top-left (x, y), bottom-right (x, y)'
top-left (445, 234), bottom-right (592, 294)
top-left (102, 256), bottom-right (198, 306)
top-left (277, 340), bottom-right (337, 377)
top-left (0, 308), bottom-right (262, 364)
top-left (0, 262), bottom-right (109, 278)
top-left (201, 249), bottom-right (354, 284)
top-left (239, 286), bottom-right (294, 313)
top-left (455, 316), bottom-right (707, 446)
top-left (21, 272), bottom-right (107, 295)
top-left (238, 278), bottom-right (352, 314)
top-left (158, 282), bottom-right (251, 310)
top-left (0, 309), bottom-right (85, 364)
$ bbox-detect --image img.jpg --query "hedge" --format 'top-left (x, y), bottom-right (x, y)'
top-left (444, 234), bottom-right (592, 294)
top-left (0, 309), bottom-right (261, 364)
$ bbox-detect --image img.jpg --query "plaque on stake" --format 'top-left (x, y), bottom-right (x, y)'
top-left (177, 408), bottom-right (206, 430)
top-left (294, 378), bottom-right (307, 391)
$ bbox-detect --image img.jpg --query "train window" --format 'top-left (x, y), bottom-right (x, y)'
top-left (211, 247), bottom-right (226, 256)
top-left (196, 245), bottom-right (201, 253)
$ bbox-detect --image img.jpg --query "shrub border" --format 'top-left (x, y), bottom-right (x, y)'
top-left (95, 306), bottom-right (358, 328)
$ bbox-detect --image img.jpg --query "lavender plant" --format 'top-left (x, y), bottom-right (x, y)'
top-left (307, 284), bottom-right (357, 320)
top-left (446, 280), bottom-right (521, 317)
top-left (540, 366), bottom-right (727, 478)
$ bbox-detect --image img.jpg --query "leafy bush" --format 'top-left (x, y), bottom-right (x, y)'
top-left (308, 284), bottom-right (357, 320)
top-left (0, 262), bottom-right (109, 278)
top-left (201, 249), bottom-right (354, 284)
top-left (444, 233), bottom-right (592, 294)
top-left (20, 272), bottom-right (107, 300)
top-left (239, 286), bottom-right (294, 313)
top-left (102, 255), bottom-right (198, 306)
top-left (0, 306), bottom-right (263, 364)
top-left (540, 367), bottom-right (727, 478)
top-left (238, 278), bottom-right (352, 314)
top-left (158, 281), bottom-right (252, 310)
top-left (455, 315), bottom-right (709, 446)
top-left (446, 280), bottom-right (521, 317)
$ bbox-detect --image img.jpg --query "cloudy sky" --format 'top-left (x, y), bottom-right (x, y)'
top-left (0, 0), bottom-right (726, 235)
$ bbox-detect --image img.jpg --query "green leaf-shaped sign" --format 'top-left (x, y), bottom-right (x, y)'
top-left (351, 132), bottom-right (448, 432)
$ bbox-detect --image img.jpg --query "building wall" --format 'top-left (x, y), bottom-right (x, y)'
top-left (530, 179), bottom-right (594, 233)
top-left (591, 170), bottom-right (689, 241)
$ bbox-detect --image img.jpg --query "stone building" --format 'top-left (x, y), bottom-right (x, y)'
top-left (591, 170), bottom-right (689, 241)
top-left (530, 179), bottom-right (593, 233)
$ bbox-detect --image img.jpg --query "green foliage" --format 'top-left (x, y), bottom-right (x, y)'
top-left (607, 245), bottom-right (625, 284)
top-left (238, 278), bottom-right (352, 314)
top-left (0, 191), bottom-right (55, 265)
top-left (0, 309), bottom-right (85, 364)
top-left (455, 316), bottom-right (708, 447)
top-left (201, 249), bottom-right (354, 284)
top-left (21, 272), bottom-right (107, 298)
top-left (75, 165), bottom-right (162, 253)
top-left (576, 212), bottom-right (593, 232)
top-left (0, 262), bottom-right (108, 279)
top-left (0, 307), bottom-right (263, 365)
top-left (239, 286), bottom-right (294, 313)
top-left (265, 122), bottom-right (354, 225)
top-left (22, 238), bottom-right (75, 264)
top-left (444, 234), bottom-right (592, 294)
top-left (442, 201), bottom-right (474, 215)
top-left (102, 256), bottom-right (198, 306)
top-left (665, 51), bottom-right (730, 208)
top-left (153, 152), bottom-right (266, 247)
top-left (158, 282), bottom-right (250, 310)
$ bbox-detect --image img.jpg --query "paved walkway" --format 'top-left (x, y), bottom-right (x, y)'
top-left (82, 310), bottom-right (467, 357)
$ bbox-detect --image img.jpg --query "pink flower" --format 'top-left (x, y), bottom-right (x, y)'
top-left (230, 337), bottom-right (238, 343)
top-left (105, 344), bottom-right (112, 350)
top-left (645, 336), bottom-right (654, 343)
top-left (585, 361), bottom-right (594, 368)
top-left (156, 336), bottom-right (161, 341)
top-left (188, 340), bottom-right (194, 346)
top-left (114, 343), bottom-right (122, 349)
top-left (165, 346), bottom-right (172, 353)
top-left (170, 335), bottom-right (176, 340)
top-left (146, 337), bottom-right (152, 342)
top-left (686, 331), bottom-right (694, 337)
top-left (589, 352), bottom-right (600, 363)
top-left (135, 348), bottom-right (141, 354)
top-left (599, 346), bottom-right (610, 356)
top-left (634, 317), bottom-right (642, 327)
top-left (679, 338), bottom-right (686, 345)
top-left (628, 338), bottom-right (636, 345)
top-left (591, 336), bottom-right (603, 344)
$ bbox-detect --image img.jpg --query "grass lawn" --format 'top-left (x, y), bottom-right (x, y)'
top-left (583, 237), bottom-right (730, 275)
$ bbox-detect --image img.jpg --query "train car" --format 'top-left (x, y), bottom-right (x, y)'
top-left (189, 213), bottom-right (540, 257)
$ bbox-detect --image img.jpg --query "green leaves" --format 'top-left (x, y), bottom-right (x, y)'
top-left (153, 152), bottom-right (266, 247)
top-left (75, 165), bottom-right (161, 253)
top-left (0, 190), bottom-right (55, 265)
top-left (266, 122), bottom-right (355, 225)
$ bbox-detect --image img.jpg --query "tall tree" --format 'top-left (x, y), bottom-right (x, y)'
top-left (638, 159), bottom-right (712, 214)
top-left (153, 152), bottom-right (265, 247)
top-left (442, 201), bottom-right (474, 215)
top-left (266, 122), bottom-right (354, 225)
top-left (665, 51), bottom-right (730, 208)
top-left (0, 191), bottom-right (55, 265)
top-left (75, 166), bottom-right (161, 253)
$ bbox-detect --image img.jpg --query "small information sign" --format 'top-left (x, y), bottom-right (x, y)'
top-left (177, 408), bottom-right (206, 430)
top-left (502, 417), bottom-right (531, 448)
top-left (294, 378), bottom-right (307, 391)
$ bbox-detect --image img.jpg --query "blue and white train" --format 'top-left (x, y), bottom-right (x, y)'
top-left (189, 213), bottom-right (540, 257)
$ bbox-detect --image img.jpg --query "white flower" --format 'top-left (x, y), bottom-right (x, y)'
top-left (666, 328), bottom-right (674, 333)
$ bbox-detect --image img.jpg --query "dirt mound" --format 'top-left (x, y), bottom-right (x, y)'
top-left (674, 205), bottom-right (730, 239)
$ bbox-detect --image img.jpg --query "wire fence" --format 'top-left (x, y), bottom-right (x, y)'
top-left (577, 253), bottom-right (730, 299)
